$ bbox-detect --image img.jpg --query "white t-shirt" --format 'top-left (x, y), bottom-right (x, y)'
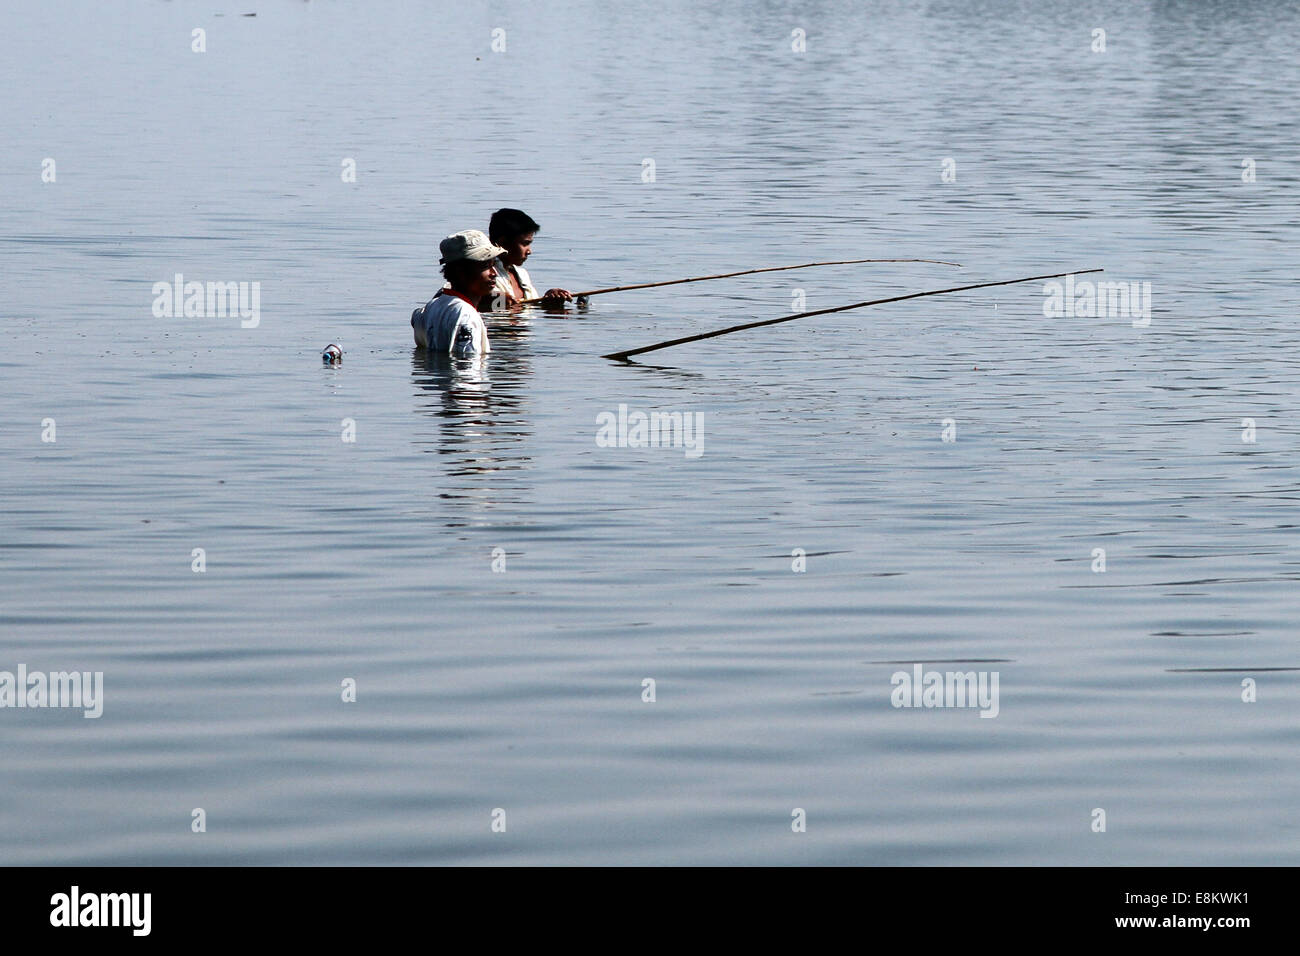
top-left (411, 292), bottom-right (490, 355)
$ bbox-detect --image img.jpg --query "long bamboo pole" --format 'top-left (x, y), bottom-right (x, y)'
top-left (602, 269), bottom-right (1103, 362)
top-left (518, 257), bottom-right (962, 305)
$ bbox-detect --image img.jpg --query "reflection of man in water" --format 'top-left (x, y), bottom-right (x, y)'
top-left (410, 341), bottom-right (533, 504)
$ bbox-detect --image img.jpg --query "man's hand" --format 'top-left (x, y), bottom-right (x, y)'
top-left (540, 288), bottom-right (573, 305)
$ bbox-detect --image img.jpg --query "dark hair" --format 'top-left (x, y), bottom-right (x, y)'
top-left (489, 208), bottom-right (540, 244)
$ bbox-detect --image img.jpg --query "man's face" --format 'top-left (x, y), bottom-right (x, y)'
top-left (500, 232), bottom-right (534, 267)
top-left (467, 258), bottom-right (498, 299)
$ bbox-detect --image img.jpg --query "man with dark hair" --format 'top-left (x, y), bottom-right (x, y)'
top-left (411, 230), bottom-right (501, 355)
top-left (483, 208), bottom-right (572, 311)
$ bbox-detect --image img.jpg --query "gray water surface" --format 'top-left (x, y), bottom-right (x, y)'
top-left (2, 0), bottom-right (1298, 865)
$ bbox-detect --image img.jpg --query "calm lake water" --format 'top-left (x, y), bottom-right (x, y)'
top-left (2, 0), bottom-right (1298, 865)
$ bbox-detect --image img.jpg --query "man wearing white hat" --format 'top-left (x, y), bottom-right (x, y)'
top-left (411, 230), bottom-right (503, 355)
